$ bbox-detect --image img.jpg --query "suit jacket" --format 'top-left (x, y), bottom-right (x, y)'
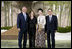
top-left (17, 12), bottom-right (29, 31)
top-left (45, 15), bottom-right (58, 32)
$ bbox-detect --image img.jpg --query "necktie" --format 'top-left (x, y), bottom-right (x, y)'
top-left (23, 13), bottom-right (26, 21)
top-left (49, 16), bottom-right (51, 22)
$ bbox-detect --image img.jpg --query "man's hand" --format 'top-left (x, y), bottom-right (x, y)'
top-left (18, 28), bottom-right (20, 32)
top-left (55, 30), bottom-right (57, 32)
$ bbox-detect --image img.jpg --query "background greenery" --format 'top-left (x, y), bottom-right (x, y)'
top-left (1, 27), bottom-right (12, 30)
top-left (57, 26), bottom-right (71, 33)
top-left (1, 26), bottom-right (71, 33)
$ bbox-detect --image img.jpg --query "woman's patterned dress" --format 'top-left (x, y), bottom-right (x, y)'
top-left (35, 27), bottom-right (46, 48)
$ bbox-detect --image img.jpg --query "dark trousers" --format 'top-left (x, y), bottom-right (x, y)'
top-left (47, 30), bottom-right (55, 48)
top-left (18, 30), bottom-right (27, 48)
top-left (29, 30), bottom-right (35, 48)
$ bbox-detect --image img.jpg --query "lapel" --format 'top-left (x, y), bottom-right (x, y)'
top-left (48, 15), bottom-right (49, 22)
top-left (25, 13), bottom-right (28, 21)
top-left (21, 12), bottom-right (25, 21)
top-left (51, 15), bottom-right (53, 22)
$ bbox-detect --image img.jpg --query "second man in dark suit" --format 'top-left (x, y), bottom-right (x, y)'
top-left (45, 8), bottom-right (58, 48)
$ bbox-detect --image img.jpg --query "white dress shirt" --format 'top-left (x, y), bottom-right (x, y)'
top-left (49, 15), bottom-right (52, 22)
top-left (23, 12), bottom-right (27, 21)
top-left (37, 15), bottom-right (46, 28)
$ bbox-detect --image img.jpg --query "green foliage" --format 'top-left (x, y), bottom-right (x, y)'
top-left (57, 26), bottom-right (71, 33)
top-left (1, 27), bottom-right (12, 30)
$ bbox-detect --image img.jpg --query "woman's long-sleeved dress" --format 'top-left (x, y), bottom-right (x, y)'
top-left (35, 15), bottom-right (46, 48)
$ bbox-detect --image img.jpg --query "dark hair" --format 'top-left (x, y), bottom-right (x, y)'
top-left (29, 10), bottom-right (35, 17)
top-left (48, 8), bottom-right (53, 11)
top-left (22, 6), bottom-right (27, 8)
top-left (38, 8), bottom-right (43, 12)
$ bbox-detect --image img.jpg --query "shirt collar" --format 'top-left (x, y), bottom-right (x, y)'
top-left (49, 15), bottom-right (52, 17)
top-left (22, 12), bottom-right (26, 15)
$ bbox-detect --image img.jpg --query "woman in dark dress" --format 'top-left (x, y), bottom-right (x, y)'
top-left (28, 10), bottom-right (37, 48)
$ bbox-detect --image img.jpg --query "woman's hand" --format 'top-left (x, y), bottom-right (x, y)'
top-left (38, 24), bottom-right (43, 32)
top-left (39, 24), bottom-right (43, 29)
top-left (18, 28), bottom-right (20, 32)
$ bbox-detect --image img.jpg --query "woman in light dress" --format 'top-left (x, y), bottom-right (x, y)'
top-left (35, 8), bottom-right (46, 48)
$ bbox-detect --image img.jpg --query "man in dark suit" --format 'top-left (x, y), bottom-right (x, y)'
top-left (17, 6), bottom-right (29, 48)
top-left (45, 8), bottom-right (58, 48)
